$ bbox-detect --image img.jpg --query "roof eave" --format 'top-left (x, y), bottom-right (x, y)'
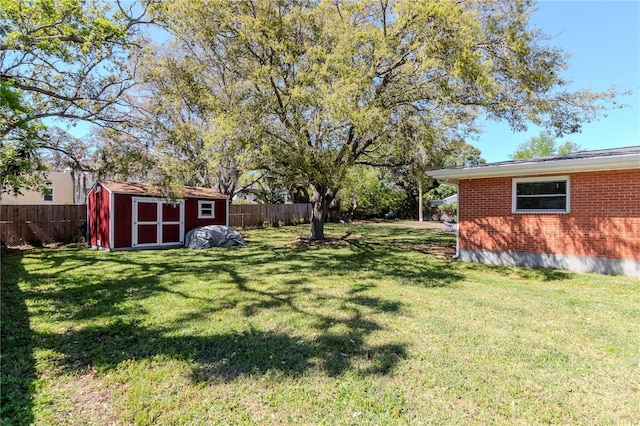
top-left (428, 154), bottom-right (640, 183)
top-left (115, 191), bottom-right (228, 199)
top-left (185, 193), bottom-right (229, 200)
top-left (97, 180), bottom-right (228, 199)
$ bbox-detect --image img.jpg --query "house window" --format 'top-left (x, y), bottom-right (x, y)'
top-left (198, 200), bottom-right (215, 218)
top-left (43, 188), bottom-right (53, 202)
top-left (512, 176), bottom-right (569, 213)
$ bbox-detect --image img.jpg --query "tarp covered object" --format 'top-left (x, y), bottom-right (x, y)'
top-left (184, 225), bottom-right (246, 249)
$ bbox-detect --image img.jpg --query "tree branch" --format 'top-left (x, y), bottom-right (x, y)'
top-left (354, 159), bottom-right (410, 168)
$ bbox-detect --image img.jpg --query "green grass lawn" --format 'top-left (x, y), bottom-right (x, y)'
top-left (2, 221), bottom-right (639, 425)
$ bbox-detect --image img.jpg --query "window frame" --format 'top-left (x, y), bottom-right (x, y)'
top-left (512, 175), bottom-right (570, 214)
top-left (198, 200), bottom-right (215, 219)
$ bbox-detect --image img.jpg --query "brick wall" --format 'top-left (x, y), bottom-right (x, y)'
top-left (459, 169), bottom-right (640, 261)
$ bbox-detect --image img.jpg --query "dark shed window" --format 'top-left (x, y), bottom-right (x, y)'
top-left (198, 200), bottom-right (215, 218)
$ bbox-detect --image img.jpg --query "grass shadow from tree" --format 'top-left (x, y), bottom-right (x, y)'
top-left (1, 222), bottom-right (464, 419)
top-left (1, 251), bottom-right (36, 426)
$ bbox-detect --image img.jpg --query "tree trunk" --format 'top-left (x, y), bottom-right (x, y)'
top-left (309, 185), bottom-right (335, 241)
top-left (418, 179), bottom-right (424, 222)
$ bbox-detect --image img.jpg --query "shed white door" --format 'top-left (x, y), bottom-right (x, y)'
top-left (132, 197), bottom-right (184, 247)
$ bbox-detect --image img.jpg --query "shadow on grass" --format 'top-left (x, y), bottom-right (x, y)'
top-left (1, 251), bottom-right (36, 425)
top-left (461, 261), bottom-right (576, 282)
top-left (38, 320), bottom-right (407, 382)
top-left (3, 223), bottom-right (461, 410)
top-left (21, 227), bottom-right (461, 324)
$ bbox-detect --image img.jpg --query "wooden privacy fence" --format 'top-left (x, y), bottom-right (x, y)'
top-left (1, 203), bottom-right (311, 246)
top-left (228, 203), bottom-right (311, 228)
top-left (1, 205), bottom-right (86, 246)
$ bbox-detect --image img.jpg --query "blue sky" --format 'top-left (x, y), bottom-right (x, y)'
top-left (474, 0), bottom-right (640, 162)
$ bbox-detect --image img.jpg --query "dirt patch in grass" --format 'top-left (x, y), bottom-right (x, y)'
top-left (403, 243), bottom-right (456, 260)
top-left (47, 370), bottom-right (121, 425)
top-left (1, 242), bottom-right (86, 255)
top-left (293, 232), bottom-right (365, 249)
top-left (1, 245), bottom-right (32, 257)
top-left (293, 227), bottom-right (455, 260)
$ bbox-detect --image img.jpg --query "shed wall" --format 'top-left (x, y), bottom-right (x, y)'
top-left (185, 198), bottom-right (227, 230)
top-left (87, 186), bottom-right (111, 248)
top-left (107, 195), bottom-right (227, 249)
top-left (459, 169), bottom-right (640, 261)
top-left (113, 194), bottom-right (133, 249)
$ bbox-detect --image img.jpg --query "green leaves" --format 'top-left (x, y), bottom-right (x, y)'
top-left (0, 81), bottom-right (48, 194)
top-left (1, 0), bottom-right (148, 193)
top-left (510, 132), bottom-right (582, 160)
top-left (135, 0), bottom-right (619, 238)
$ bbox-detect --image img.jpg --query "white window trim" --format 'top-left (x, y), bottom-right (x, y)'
top-left (198, 200), bottom-right (215, 219)
top-left (512, 175), bottom-right (570, 214)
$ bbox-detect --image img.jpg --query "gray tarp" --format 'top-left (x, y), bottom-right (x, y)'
top-left (184, 225), bottom-right (246, 249)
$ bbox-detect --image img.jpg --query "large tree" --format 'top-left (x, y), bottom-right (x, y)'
top-left (0, 0), bottom-right (151, 194)
top-left (148, 0), bottom-right (618, 240)
top-left (510, 131), bottom-right (582, 160)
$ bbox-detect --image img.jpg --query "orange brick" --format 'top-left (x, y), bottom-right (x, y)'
top-left (459, 169), bottom-right (640, 261)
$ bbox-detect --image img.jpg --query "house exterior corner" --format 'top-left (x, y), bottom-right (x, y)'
top-left (427, 146), bottom-right (640, 277)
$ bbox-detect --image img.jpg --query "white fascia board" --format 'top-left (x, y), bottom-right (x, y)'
top-left (88, 180), bottom-right (112, 195)
top-left (102, 183), bottom-right (113, 194)
top-left (428, 154), bottom-right (640, 183)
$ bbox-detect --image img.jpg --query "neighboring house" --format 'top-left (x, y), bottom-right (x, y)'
top-left (87, 180), bottom-right (229, 250)
top-left (1, 171), bottom-right (74, 205)
top-left (1, 168), bottom-right (98, 205)
top-left (429, 194), bottom-right (458, 207)
top-left (427, 146), bottom-right (640, 277)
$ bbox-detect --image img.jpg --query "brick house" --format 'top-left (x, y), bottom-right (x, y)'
top-left (427, 146), bottom-right (640, 276)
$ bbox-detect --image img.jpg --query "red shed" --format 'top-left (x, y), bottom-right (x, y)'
top-left (87, 180), bottom-right (229, 250)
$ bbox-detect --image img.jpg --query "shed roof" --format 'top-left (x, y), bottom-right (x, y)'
top-left (428, 145), bottom-right (640, 183)
top-left (98, 180), bottom-right (229, 199)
